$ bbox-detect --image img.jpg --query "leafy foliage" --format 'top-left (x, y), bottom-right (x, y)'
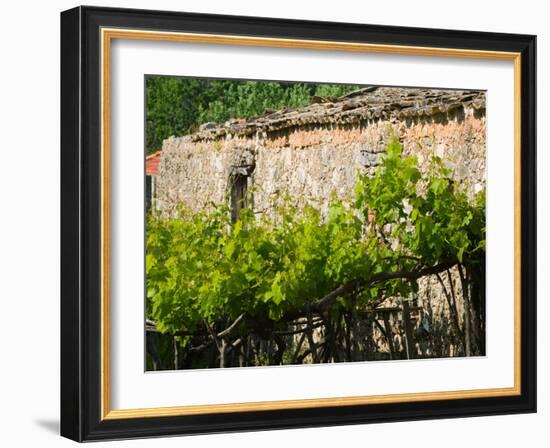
top-left (355, 139), bottom-right (486, 266)
top-left (145, 77), bottom-right (359, 154)
top-left (146, 140), bottom-right (486, 362)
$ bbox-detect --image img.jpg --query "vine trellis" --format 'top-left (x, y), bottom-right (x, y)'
top-left (146, 139), bottom-right (486, 369)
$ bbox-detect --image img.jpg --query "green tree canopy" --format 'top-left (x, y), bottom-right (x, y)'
top-left (145, 77), bottom-right (359, 154)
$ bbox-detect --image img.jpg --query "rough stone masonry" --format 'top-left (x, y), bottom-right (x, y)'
top-left (154, 85), bottom-right (486, 358)
top-left (156, 86), bottom-right (486, 218)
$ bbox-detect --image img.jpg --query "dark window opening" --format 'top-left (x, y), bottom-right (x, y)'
top-left (230, 173), bottom-right (248, 223)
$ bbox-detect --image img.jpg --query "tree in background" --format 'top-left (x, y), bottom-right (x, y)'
top-left (145, 77), bottom-right (359, 154)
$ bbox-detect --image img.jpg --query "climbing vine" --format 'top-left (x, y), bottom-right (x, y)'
top-left (146, 139), bottom-right (486, 369)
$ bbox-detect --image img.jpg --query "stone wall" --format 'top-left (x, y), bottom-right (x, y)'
top-left (157, 87), bottom-right (485, 218)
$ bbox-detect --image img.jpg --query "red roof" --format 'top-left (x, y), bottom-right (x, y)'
top-left (146, 151), bottom-right (161, 176)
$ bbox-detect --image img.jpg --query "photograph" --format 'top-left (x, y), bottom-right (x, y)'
top-left (57, 5), bottom-right (537, 442)
top-left (144, 77), bottom-right (487, 371)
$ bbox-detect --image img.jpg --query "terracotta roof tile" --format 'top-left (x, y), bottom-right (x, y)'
top-left (146, 151), bottom-right (161, 175)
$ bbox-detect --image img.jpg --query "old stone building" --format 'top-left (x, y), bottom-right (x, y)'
top-left (152, 86), bottom-right (486, 360)
top-left (156, 86), bottom-right (485, 219)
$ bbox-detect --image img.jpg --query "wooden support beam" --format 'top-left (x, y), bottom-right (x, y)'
top-left (402, 299), bottom-right (416, 360)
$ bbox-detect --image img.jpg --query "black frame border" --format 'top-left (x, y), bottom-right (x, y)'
top-left (61, 6), bottom-right (536, 442)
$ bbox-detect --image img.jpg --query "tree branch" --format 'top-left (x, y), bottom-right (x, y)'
top-left (217, 313), bottom-right (245, 338)
top-left (283, 258), bottom-right (457, 321)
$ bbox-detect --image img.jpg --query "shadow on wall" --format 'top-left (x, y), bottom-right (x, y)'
top-left (33, 419), bottom-right (59, 435)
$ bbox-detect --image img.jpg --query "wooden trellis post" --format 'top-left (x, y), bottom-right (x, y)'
top-left (402, 298), bottom-right (416, 359)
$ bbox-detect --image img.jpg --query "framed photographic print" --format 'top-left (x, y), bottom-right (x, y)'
top-left (60, 6), bottom-right (536, 442)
